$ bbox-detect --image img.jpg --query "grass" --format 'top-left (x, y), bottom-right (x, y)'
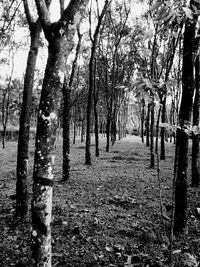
top-left (0, 135), bottom-right (200, 266)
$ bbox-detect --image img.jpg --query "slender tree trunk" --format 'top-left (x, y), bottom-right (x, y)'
top-left (81, 118), bottom-right (85, 142)
top-left (62, 28), bottom-right (82, 181)
top-left (174, 12), bottom-right (197, 234)
top-left (62, 79), bottom-right (71, 181)
top-left (191, 56), bottom-right (200, 187)
top-left (146, 103), bottom-right (150, 147)
top-left (73, 117), bottom-right (76, 144)
top-left (16, 21), bottom-right (41, 220)
top-left (150, 100), bottom-right (154, 168)
top-left (85, 0), bottom-right (109, 164)
top-left (155, 105), bottom-right (161, 154)
top-left (106, 112), bottom-right (111, 152)
top-left (141, 98), bottom-right (145, 143)
top-left (85, 46), bottom-right (95, 164)
top-left (94, 59), bottom-right (99, 157)
top-left (160, 97), bottom-right (166, 160)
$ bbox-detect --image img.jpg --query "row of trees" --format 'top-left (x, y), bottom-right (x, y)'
top-left (1, 0), bottom-right (200, 265)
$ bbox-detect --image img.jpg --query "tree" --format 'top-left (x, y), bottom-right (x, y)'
top-left (174, 2), bottom-right (197, 234)
top-left (31, 0), bottom-right (89, 266)
top-left (62, 24), bottom-right (83, 181)
top-left (16, 0), bottom-right (45, 221)
top-left (191, 56), bottom-right (200, 187)
top-left (85, 0), bottom-right (110, 165)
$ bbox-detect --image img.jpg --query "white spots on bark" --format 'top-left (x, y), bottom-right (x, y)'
top-left (32, 230), bottom-right (37, 237)
top-left (40, 112), bottom-right (57, 125)
top-left (58, 70), bottom-right (65, 83)
top-left (74, 12), bottom-right (82, 25)
top-left (49, 112), bottom-right (57, 120)
top-left (52, 155), bottom-right (55, 165)
top-left (41, 114), bottom-right (51, 122)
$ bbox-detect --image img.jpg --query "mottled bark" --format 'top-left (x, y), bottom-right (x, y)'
top-left (174, 13), bottom-right (197, 234)
top-left (32, 0), bottom-right (88, 266)
top-left (16, 8), bottom-right (41, 219)
top-left (191, 56), bottom-right (200, 187)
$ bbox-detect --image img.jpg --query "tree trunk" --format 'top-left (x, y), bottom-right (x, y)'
top-left (94, 59), bottom-right (99, 157)
top-left (81, 118), bottom-right (85, 142)
top-left (31, 1), bottom-right (88, 265)
top-left (155, 105), bottom-right (161, 154)
top-left (146, 102), bottom-right (150, 147)
top-left (174, 12), bottom-right (197, 234)
top-left (150, 100), bottom-right (154, 168)
top-left (62, 78), bottom-right (71, 181)
top-left (85, 0), bottom-right (109, 164)
top-left (160, 97), bottom-right (166, 160)
top-left (62, 27), bottom-right (82, 181)
top-left (191, 56), bottom-right (200, 187)
top-left (85, 46), bottom-right (95, 164)
top-left (16, 21), bottom-right (41, 220)
top-left (141, 98), bottom-right (145, 143)
top-left (106, 112), bottom-right (111, 152)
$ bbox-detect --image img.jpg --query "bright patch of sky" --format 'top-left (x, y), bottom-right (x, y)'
top-left (1, 0), bottom-right (147, 80)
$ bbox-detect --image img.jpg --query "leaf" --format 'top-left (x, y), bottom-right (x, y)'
top-left (182, 7), bottom-right (193, 19)
top-left (143, 78), bottom-right (153, 89)
top-left (173, 249), bottom-right (181, 254)
top-left (105, 245), bottom-right (113, 252)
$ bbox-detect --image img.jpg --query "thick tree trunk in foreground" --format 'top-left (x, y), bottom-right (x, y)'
top-left (32, 1), bottom-right (88, 266)
top-left (191, 56), bottom-right (200, 187)
top-left (16, 18), bottom-right (41, 220)
top-left (174, 14), bottom-right (196, 234)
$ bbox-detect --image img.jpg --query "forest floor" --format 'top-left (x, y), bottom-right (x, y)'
top-left (0, 135), bottom-right (200, 267)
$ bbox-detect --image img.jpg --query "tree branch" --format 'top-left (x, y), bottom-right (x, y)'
top-left (35, 0), bottom-right (52, 34)
top-left (59, 0), bottom-right (65, 16)
top-left (23, 0), bottom-right (36, 27)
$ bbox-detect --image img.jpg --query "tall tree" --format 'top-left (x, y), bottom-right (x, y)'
top-left (174, 2), bottom-right (197, 234)
top-left (191, 56), bottom-right (200, 187)
top-left (16, 0), bottom-right (44, 221)
top-left (62, 24), bottom-right (83, 181)
top-left (31, 0), bottom-right (89, 266)
top-left (85, 0), bottom-right (110, 165)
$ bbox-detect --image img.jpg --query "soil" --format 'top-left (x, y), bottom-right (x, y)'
top-left (0, 135), bottom-right (200, 267)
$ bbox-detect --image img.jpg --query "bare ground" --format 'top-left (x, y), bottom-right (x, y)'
top-left (0, 135), bottom-right (200, 266)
